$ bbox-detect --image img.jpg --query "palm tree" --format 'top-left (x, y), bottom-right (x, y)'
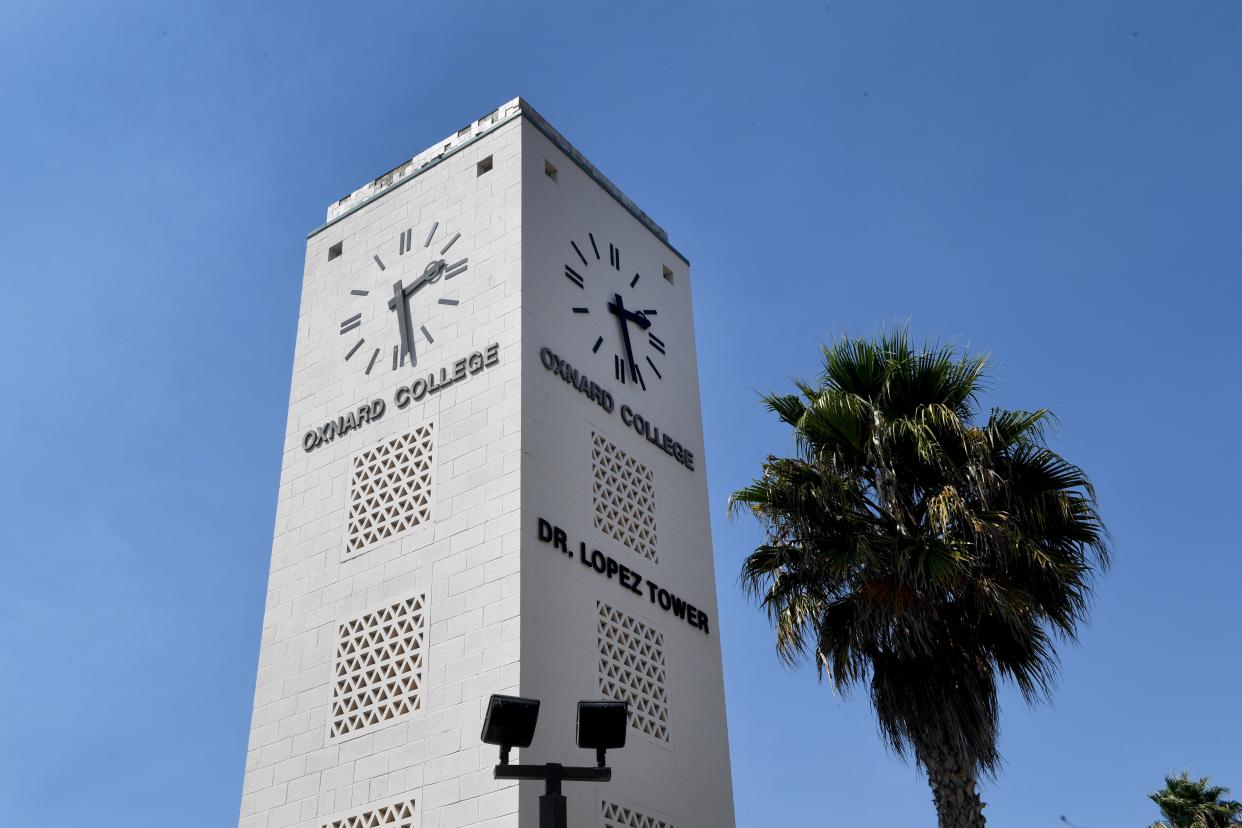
top-left (729, 329), bottom-right (1110, 828)
top-left (1149, 772), bottom-right (1242, 828)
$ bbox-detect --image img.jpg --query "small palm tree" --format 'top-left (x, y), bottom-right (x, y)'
top-left (729, 329), bottom-right (1110, 828)
top-left (1150, 771), bottom-right (1242, 828)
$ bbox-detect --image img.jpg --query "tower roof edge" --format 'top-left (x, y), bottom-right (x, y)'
top-left (309, 97), bottom-right (684, 264)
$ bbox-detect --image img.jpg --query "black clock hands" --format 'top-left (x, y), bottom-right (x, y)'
top-left (345, 223), bottom-right (470, 376)
top-left (389, 279), bottom-right (416, 365)
top-left (388, 259), bottom-right (447, 366)
top-left (607, 292), bottom-right (651, 384)
top-left (562, 235), bottom-right (663, 391)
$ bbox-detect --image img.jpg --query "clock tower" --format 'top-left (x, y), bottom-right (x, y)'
top-left (237, 98), bottom-right (736, 828)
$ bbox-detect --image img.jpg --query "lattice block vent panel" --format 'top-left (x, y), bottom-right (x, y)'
top-left (592, 432), bottom-right (657, 562)
top-left (327, 799), bottom-right (419, 824)
top-left (347, 425), bottom-right (434, 555)
top-left (597, 601), bottom-right (669, 742)
top-left (326, 799), bottom-right (419, 828)
top-left (602, 800), bottom-right (674, 828)
top-left (331, 595), bottom-right (426, 739)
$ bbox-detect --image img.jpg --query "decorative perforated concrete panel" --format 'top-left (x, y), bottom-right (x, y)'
top-left (597, 601), bottom-right (669, 742)
top-left (601, 800), bottom-right (674, 828)
top-left (346, 425), bottom-right (434, 556)
top-left (325, 799), bottom-right (419, 828)
top-left (331, 595), bottom-right (426, 739)
top-left (592, 432), bottom-right (657, 562)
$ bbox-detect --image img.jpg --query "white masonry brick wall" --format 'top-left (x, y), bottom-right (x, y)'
top-left (239, 100), bottom-right (735, 828)
top-left (239, 114), bottom-right (524, 828)
top-left (516, 117), bottom-right (735, 828)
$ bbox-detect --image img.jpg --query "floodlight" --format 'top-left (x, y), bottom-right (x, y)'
top-left (576, 700), bottom-right (628, 767)
top-left (481, 694), bottom-right (540, 764)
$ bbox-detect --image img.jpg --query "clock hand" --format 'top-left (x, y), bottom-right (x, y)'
top-left (385, 261), bottom-right (449, 367)
top-left (408, 259), bottom-right (446, 295)
top-left (388, 260), bottom-right (446, 310)
top-left (389, 279), bottom-right (416, 366)
top-left (608, 293), bottom-right (641, 383)
top-left (625, 308), bottom-right (652, 330)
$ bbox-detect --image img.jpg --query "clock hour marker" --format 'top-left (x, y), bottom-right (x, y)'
top-left (444, 258), bottom-right (468, 279)
top-left (614, 354), bottom-right (626, 384)
top-left (564, 265), bottom-right (584, 289)
top-left (339, 313), bottom-right (362, 334)
top-left (438, 298), bottom-right (458, 306)
top-left (642, 309), bottom-right (658, 316)
top-left (609, 244), bottom-right (620, 271)
top-left (420, 325), bottom-right (434, 344)
top-left (592, 336), bottom-right (603, 353)
top-left (572, 307), bottom-right (589, 314)
top-left (633, 364), bottom-right (646, 390)
top-left (373, 255), bottom-right (386, 271)
top-left (424, 221), bottom-right (439, 248)
top-left (392, 345), bottom-right (399, 371)
top-left (571, 241), bottom-right (589, 267)
top-left (345, 338), bottom-right (365, 360)
top-left (365, 348), bottom-right (380, 375)
top-left (588, 233), bottom-right (601, 259)
top-left (649, 332), bottom-right (666, 355)
top-left (440, 232), bottom-right (461, 255)
top-left (645, 355), bottom-right (662, 380)
top-left (398, 228), bottom-right (413, 255)
top-left (350, 289), bottom-right (369, 296)
top-left (630, 273), bottom-right (640, 288)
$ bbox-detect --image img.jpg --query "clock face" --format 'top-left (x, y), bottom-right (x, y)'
top-left (563, 232), bottom-right (667, 392)
top-left (337, 221), bottom-right (469, 374)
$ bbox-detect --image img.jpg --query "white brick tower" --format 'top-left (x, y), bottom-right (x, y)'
top-left (237, 98), bottom-right (736, 828)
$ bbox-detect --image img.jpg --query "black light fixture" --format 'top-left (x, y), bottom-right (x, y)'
top-left (480, 694), bottom-right (540, 765)
top-left (483, 694), bottom-right (629, 828)
top-left (576, 700), bottom-right (628, 767)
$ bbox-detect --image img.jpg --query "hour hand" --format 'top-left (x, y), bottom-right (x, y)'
top-left (629, 310), bottom-right (652, 330)
top-left (386, 260), bottom-right (446, 311)
top-left (411, 259), bottom-right (446, 295)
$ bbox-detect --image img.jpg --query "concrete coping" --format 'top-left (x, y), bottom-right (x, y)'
top-left (307, 97), bottom-right (685, 265)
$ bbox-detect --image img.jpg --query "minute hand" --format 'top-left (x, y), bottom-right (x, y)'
top-left (607, 293), bottom-right (644, 383)
top-left (388, 279), bottom-right (415, 365)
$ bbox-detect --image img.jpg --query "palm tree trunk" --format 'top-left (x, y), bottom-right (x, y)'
top-left (917, 741), bottom-right (987, 828)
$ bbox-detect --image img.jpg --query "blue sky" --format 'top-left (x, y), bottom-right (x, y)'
top-left (1, 1), bottom-right (1239, 825)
